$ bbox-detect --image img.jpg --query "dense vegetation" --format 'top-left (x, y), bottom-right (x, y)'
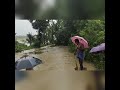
top-left (15, 41), bottom-right (32, 53)
top-left (68, 20), bottom-right (105, 69)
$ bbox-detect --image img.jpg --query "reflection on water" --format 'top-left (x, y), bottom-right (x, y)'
top-left (15, 71), bottom-right (28, 83)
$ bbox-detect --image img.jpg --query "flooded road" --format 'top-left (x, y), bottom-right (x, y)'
top-left (15, 46), bottom-right (100, 90)
top-left (15, 46), bottom-right (96, 71)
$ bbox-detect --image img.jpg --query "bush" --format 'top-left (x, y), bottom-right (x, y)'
top-left (15, 41), bottom-right (32, 53)
top-left (68, 39), bottom-right (76, 53)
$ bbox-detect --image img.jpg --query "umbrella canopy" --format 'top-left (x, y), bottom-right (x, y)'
top-left (15, 56), bottom-right (42, 70)
top-left (90, 43), bottom-right (105, 53)
top-left (71, 36), bottom-right (89, 48)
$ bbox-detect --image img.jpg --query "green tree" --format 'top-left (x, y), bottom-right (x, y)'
top-left (26, 33), bottom-right (34, 46)
top-left (29, 20), bottom-right (49, 47)
top-left (55, 20), bottom-right (77, 45)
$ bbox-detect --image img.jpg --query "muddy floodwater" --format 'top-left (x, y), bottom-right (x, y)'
top-left (15, 46), bottom-right (104, 90)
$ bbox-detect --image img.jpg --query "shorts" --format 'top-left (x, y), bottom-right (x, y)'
top-left (77, 51), bottom-right (85, 61)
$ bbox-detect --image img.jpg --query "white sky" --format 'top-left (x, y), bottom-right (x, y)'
top-left (15, 19), bottom-right (57, 36)
top-left (15, 20), bottom-right (37, 36)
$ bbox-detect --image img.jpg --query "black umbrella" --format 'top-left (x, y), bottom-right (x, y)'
top-left (15, 56), bottom-right (42, 70)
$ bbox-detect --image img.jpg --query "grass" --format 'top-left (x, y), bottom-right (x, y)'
top-left (15, 39), bottom-right (32, 53)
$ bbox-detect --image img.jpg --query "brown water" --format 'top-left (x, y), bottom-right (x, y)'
top-left (15, 46), bottom-right (104, 90)
top-left (15, 46), bottom-right (96, 71)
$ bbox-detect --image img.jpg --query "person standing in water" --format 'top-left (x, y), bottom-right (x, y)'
top-left (74, 39), bottom-right (85, 70)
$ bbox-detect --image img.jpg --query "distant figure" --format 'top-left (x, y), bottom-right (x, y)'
top-left (74, 39), bottom-right (85, 70)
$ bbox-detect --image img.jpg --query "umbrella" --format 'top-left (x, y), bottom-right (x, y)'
top-left (71, 36), bottom-right (89, 48)
top-left (90, 43), bottom-right (105, 53)
top-left (15, 56), bottom-right (42, 70)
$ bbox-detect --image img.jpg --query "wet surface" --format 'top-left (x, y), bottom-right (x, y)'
top-left (15, 46), bottom-right (102, 90)
top-left (15, 71), bottom-right (28, 83)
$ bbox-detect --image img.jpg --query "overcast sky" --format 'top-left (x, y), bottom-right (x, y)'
top-left (15, 19), bottom-right (57, 36)
top-left (15, 20), bottom-right (37, 36)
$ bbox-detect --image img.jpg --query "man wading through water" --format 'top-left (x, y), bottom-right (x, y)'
top-left (74, 39), bottom-right (86, 70)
